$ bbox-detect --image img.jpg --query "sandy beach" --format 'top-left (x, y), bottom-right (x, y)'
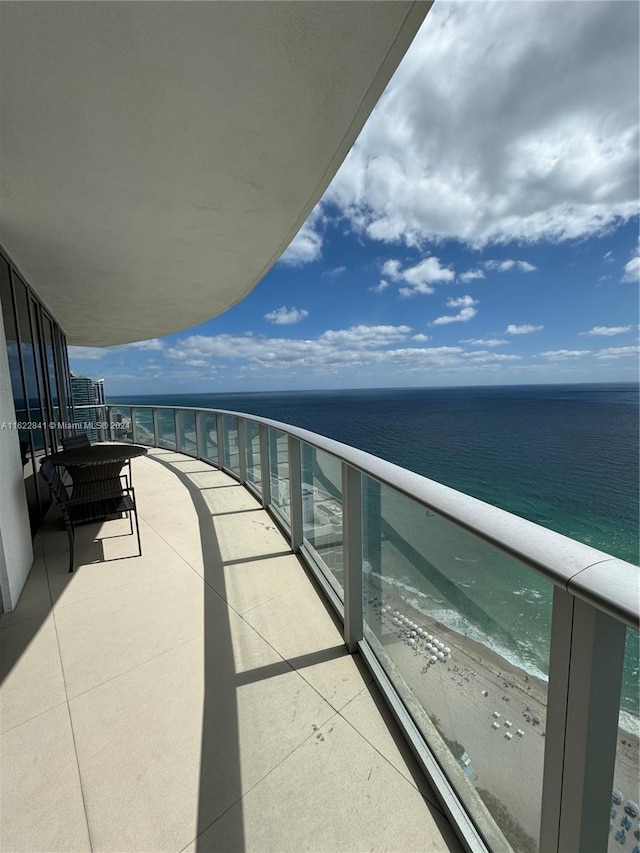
top-left (364, 585), bottom-right (640, 849)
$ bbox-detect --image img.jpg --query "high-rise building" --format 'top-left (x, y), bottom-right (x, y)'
top-left (70, 372), bottom-right (105, 441)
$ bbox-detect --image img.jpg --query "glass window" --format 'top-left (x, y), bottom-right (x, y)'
top-left (0, 250), bottom-right (72, 534)
top-left (14, 278), bottom-right (47, 531)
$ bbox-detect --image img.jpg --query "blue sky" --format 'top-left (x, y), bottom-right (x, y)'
top-left (69, 1), bottom-right (639, 396)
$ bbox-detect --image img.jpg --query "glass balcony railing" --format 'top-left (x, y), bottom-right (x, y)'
top-left (97, 403), bottom-right (639, 853)
top-left (268, 427), bottom-right (290, 526)
top-left (610, 627), bottom-right (640, 853)
top-left (301, 443), bottom-right (344, 601)
top-left (244, 419), bottom-right (261, 494)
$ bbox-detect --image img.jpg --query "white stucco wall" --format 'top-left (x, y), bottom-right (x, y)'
top-left (0, 298), bottom-right (33, 612)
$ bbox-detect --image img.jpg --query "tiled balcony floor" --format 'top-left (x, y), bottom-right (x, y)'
top-left (1, 449), bottom-right (462, 853)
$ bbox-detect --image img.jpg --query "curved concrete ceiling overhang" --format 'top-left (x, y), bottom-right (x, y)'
top-left (0, 1), bottom-right (430, 346)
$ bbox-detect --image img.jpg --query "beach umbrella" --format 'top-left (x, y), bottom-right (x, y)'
top-left (410, 630), bottom-right (417, 638)
top-left (444, 647), bottom-right (451, 655)
top-left (408, 638), bottom-right (415, 646)
top-left (426, 634), bottom-right (433, 641)
top-left (430, 655), bottom-right (438, 664)
top-left (437, 652), bottom-right (445, 660)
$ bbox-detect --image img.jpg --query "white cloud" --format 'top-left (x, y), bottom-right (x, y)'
top-left (68, 338), bottom-right (165, 361)
top-left (319, 325), bottom-right (412, 347)
top-left (446, 295), bottom-right (477, 309)
top-left (596, 345), bottom-right (640, 359)
top-left (382, 256), bottom-right (454, 296)
top-left (430, 306), bottom-right (478, 326)
top-left (604, 250), bottom-right (613, 260)
top-left (540, 350), bottom-right (590, 359)
top-left (264, 306), bottom-right (309, 325)
top-left (370, 279), bottom-right (390, 293)
top-left (165, 326), bottom-right (467, 372)
top-left (68, 346), bottom-right (110, 361)
top-left (622, 254), bottom-right (639, 282)
top-left (459, 269), bottom-right (485, 283)
top-left (123, 338), bottom-right (165, 352)
top-left (279, 207), bottom-right (324, 266)
top-left (323, 266), bottom-right (346, 277)
top-left (325, 2), bottom-right (638, 248)
top-left (485, 260), bottom-right (537, 273)
top-left (580, 325), bottom-right (633, 337)
top-left (505, 324), bottom-right (543, 335)
top-left (465, 351), bottom-right (521, 363)
top-left (461, 337), bottom-right (508, 347)
top-left (412, 333), bottom-right (430, 342)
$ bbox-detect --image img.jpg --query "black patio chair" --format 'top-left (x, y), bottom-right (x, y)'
top-left (61, 434), bottom-right (92, 450)
top-left (40, 458), bottom-right (142, 573)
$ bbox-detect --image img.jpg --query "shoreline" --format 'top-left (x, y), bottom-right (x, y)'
top-left (367, 566), bottom-right (640, 736)
top-left (366, 583), bottom-right (639, 844)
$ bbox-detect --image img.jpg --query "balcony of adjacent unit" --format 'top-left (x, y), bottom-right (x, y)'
top-left (1, 404), bottom-right (638, 853)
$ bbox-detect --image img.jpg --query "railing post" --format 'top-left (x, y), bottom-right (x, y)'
top-left (342, 463), bottom-right (363, 653)
top-left (131, 408), bottom-right (138, 444)
top-left (152, 408), bottom-right (159, 448)
top-left (259, 424), bottom-right (271, 508)
top-left (215, 413), bottom-right (224, 470)
top-left (173, 408), bottom-right (180, 452)
top-left (540, 588), bottom-right (626, 853)
top-left (238, 418), bottom-right (247, 483)
top-left (288, 435), bottom-right (302, 552)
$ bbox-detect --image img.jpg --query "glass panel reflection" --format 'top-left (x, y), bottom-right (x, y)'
top-left (362, 476), bottom-right (551, 853)
top-left (609, 628), bottom-right (639, 852)
top-left (268, 428), bottom-right (289, 523)
top-left (197, 412), bottom-right (217, 464)
top-left (177, 410), bottom-right (197, 455)
top-left (133, 408), bottom-right (154, 446)
top-left (244, 420), bottom-right (261, 492)
top-left (222, 415), bottom-right (240, 476)
top-left (110, 407), bottom-right (133, 442)
top-left (301, 443), bottom-right (344, 599)
top-left (156, 409), bottom-right (176, 449)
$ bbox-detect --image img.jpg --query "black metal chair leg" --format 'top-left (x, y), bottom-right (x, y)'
top-left (67, 524), bottom-right (75, 573)
top-left (133, 507), bottom-right (142, 558)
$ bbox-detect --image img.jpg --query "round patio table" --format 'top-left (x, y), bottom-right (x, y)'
top-left (47, 443), bottom-right (148, 486)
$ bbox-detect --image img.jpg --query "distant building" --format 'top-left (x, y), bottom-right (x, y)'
top-left (70, 372), bottom-right (105, 440)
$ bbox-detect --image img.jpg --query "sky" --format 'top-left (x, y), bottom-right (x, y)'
top-left (68, 1), bottom-right (640, 396)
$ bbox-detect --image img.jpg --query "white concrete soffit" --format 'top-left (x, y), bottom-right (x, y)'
top-left (0, 1), bottom-right (430, 346)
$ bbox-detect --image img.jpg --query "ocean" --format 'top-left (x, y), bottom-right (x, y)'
top-left (109, 382), bottom-right (639, 722)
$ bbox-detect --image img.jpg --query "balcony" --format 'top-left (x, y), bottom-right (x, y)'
top-left (1, 404), bottom-right (638, 853)
top-left (0, 449), bottom-right (461, 853)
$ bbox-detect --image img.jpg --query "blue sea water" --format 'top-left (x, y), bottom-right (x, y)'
top-left (110, 382), bottom-right (639, 717)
